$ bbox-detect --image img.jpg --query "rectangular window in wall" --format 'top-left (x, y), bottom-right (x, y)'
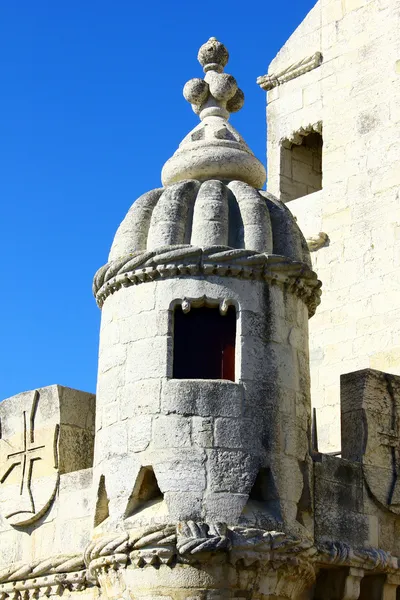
top-left (280, 128), bottom-right (323, 202)
top-left (173, 305), bottom-right (236, 381)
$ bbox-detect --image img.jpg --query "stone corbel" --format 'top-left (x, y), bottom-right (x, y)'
top-left (307, 232), bottom-right (329, 252)
top-left (342, 567), bottom-right (364, 600)
top-left (257, 52), bottom-right (323, 91)
top-left (383, 574), bottom-right (400, 600)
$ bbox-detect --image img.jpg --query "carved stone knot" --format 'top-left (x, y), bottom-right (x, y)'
top-left (176, 521), bottom-right (231, 554)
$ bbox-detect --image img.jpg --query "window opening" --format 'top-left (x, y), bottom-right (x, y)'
top-left (173, 305), bottom-right (236, 381)
top-left (280, 128), bottom-right (323, 202)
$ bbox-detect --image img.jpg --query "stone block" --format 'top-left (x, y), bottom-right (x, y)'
top-left (153, 450), bottom-right (207, 492)
top-left (152, 415), bottom-right (191, 448)
top-left (155, 276), bottom-right (266, 314)
top-left (164, 491), bottom-right (203, 520)
top-left (103, 401), bottom-right (118, 427)
top-left (161, 379), bottom-right (243, 417)
top-left (119, 310), bottom-right (158, 344)
top-left (126, 336), bottom-right (172, 382)
top-left (58, 469), bottom-right (93, 520)
top-left (192, 416), bottom-right (214, 447)
top-left (314, 456), bottom-right (363, 513)
top-left (96, 420), bottom-right (128, 461)
top-left (94, 457), bottom-right (141, 501)
top-left (96, 365), bottom-right (125, 408)
top-left (203, 492), bottom-right (248, 522)
top-left (119, 379), bottom-right (161, 419)
top-left (214, 417), bottom-right (260, 451)
top-left (208, 449), bottom-right (259, 493)
top-left (128, 415), bottom-right (153, 452)
top-left (98, 344), bottom-right (126, 374)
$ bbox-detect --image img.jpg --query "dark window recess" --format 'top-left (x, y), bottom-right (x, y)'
top-left (280, 129), bottom-right (323, 202)
top-left (173, 305), bottom-right (236, 381)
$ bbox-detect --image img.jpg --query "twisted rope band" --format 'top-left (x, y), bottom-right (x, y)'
top-left (93, 246), bottom-right (321, 316)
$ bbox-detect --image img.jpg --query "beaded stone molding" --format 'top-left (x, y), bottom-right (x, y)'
top-left (93, 245), bottom-right (322, 316)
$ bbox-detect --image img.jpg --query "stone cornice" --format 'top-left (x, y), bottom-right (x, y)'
top-left (257, 52), bottom-right (323, 92)
top-left (93, 246), bottom-right (322, 317)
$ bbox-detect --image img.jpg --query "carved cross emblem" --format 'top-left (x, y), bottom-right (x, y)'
top-left (1, 391), bottom-right (46, 504)
top-left (0, 390), bottom-right (59, 527)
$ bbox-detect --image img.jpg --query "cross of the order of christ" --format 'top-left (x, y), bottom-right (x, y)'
top-left (0, 390), bottom-right (59, 526)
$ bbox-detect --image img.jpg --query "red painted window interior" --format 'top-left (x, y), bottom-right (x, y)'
top-left (173, 305), bottom-right (236, 381)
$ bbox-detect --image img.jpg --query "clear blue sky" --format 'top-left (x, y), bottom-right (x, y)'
top-left (0, 0), bottom-right (316, 400)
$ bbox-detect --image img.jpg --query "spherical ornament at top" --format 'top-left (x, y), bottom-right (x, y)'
top-left (197, 37), bottom-right (229, 73)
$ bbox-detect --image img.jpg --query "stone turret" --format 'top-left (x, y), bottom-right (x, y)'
top-left (2, 32), bottom-right (400, 600)
top-left (90, 37), bottom-right (321, 598)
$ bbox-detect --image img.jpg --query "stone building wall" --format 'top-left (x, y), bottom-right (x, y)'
top-left (265, 0), bottom-right (400, 451)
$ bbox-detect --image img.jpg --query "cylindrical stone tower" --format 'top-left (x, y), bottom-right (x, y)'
top-left (88, 38), bottom-right (321, 600)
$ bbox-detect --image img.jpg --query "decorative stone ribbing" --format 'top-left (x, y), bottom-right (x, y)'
top-left (93, 245), bottom-right (322, 316)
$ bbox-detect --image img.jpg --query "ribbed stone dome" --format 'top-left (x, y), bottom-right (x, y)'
top-left (93, 39), bottom-right (320, 315)
top-left (109, 179), bottom-right (311, 266)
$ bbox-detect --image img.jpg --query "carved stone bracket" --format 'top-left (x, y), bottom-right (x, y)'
top-left (383, 574), bottom-right (400, 600)
top-left (343, 567), bottom-right (364, 600)
top-left (307, 232), bottom-right (329, 252)
top-left (257, 52), bottom-right (323, 91)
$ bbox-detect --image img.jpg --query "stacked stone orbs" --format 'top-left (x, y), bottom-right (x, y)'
top-left (183, 37), bottom-right (244, 120)
top-left (161, 37), bottom-right (266, 189)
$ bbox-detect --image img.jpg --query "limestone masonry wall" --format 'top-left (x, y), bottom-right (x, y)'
top-left (266, 0), bottom-right (400, 452)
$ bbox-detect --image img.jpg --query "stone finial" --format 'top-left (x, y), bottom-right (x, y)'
top-left (161, 38), bottom-right (266, 189)
top-left (183, 37), bottom-right (244, 120)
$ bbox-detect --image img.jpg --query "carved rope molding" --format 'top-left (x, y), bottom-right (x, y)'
top-left (1, 528), bottom-right (400, 597)
top-left (93, 246), bottom-right (322, 317)
top-left (257, 52), bottom-right (323, 92)
top-left (317, 541), bottom-right (399, 572)
top-left (0, 554), bottom-right (87, 599)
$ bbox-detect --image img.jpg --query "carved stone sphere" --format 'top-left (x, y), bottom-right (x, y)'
top-left (183, 78), bottom-right (209, 106)
top-left (198, 37), bottom-right (229, 72)
top-left (209, 73), bottom-right (238, 102)
top-left (227, 88), bottom-right (245, 113)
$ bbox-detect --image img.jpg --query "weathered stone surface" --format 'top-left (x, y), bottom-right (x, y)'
top-left (0, 386), bottom-right (95, 529)
top-left (161, 379), bottom-right (243, 417)
top-left (263, 0), bottom-right (400, 453)
top-left (11, 24), bottom-right (400, 600)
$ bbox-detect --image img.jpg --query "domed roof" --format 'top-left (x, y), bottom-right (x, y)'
top-left (93, 39), bottom-right (321, 315)
top-left (108, 179), bottom-right (310, 266)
